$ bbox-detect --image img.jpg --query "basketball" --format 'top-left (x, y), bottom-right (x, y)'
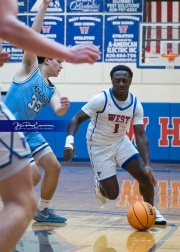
top-left (127, 202), bottom-right (156, 231)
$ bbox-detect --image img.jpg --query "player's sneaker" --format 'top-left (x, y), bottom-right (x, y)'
top-left (33, 208), bottom-right (67, 223)
top-left (154, 208), bottom-right (167, 225)
top-left (94, 176), bottom-right (107, 204)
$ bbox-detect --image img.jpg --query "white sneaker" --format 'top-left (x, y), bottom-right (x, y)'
top-left (154, 208), bottom-right (167, 225)
top-left (94, 177), bottom-right (107, 204)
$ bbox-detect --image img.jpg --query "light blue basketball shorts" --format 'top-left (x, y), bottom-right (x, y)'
top-left (24, 131), bottom-right (52, 165)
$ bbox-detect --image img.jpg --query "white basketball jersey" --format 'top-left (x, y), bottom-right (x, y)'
top-left (82, 88), bottom-right (143, 146)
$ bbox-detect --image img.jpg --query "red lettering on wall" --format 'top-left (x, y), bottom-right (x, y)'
top-left (159, 117), bottom-right (180, 146)
top-left (127, 117), bottom-right (149, 143)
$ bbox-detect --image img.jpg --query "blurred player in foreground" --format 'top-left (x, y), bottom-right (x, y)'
top-left (5, 0), bottom-right (69, 223)
top-left (0, 48), bottom-right (37, 251)
top-left (0, 50), bottom-right (10, 67)
top-left (64, 65), bottom-right (167, 225)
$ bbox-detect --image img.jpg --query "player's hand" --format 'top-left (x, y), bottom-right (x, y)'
top-left (0, 51), bottom-right (10, 67)
top-left (64, 145), bottom-right (76, 162)
top-left (68, 43), bottom-right (100, 64)
top-left (60, 97), bottom-right (70, 108)
top-left (145, 166), bottom-right (157, 187)
top-left (43, 0), bottom-right (52, 4)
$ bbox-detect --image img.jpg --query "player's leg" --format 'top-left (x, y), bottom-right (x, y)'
top-left (115, 136), bottom-right (154, 204)
top-left (37, 151), bottom-right (60, 201)
top-left (88, 143), bottom-right (119, 203)
top-left (28, 133), bottom-right (66, 222)
top-left (0, 103), bottom-right (37, 251)
top-left (118, 137), bottom-right (166, 225)
top-left (28, 133), bottom-right (60, 193)
top-left (28, 134), bottom-right (60, 200)
top-left (0, 163), bottom-right (37, 252)
top-left (124, 157), bottom-right (166, 224)
top-left (125, 157), bottom-right (154, 205)
top-left (95, 175), bottom-right (119, 200)
top-left (33, 149), bottom-right (66, 222)
top-left (29, 156), bottom-right (41, 186)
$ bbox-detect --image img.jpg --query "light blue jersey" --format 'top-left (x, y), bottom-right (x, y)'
top-left (5, 68), bottom-right (55, 120)
top-left (5, 68), bottom-right (56, 160)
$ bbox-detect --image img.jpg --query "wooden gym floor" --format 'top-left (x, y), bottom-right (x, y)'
top-left (12, 162), bottom-right (180, 252)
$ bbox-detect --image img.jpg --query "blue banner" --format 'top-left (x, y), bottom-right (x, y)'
top-left (18, 0), bottom-right (28, 13)
top-left (29, 15), bottom-right (64, 44)
top-left (29, 0), bottom-right (64, 13)
top-left (66, 15), bottom-right (103, 62)
top-left (0, 120), bottom-right (69, 132)
top-left (67, 0), bottom-right (103, 13)
top-left (2, 16), bottom-right (27, 62)
top-left (105, 0), bottom-right (142, 13)
top-left (104, 15), bottom-right (141, 63)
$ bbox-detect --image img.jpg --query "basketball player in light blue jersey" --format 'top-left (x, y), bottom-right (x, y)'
top-left (5, 0), bottom-right (69, 223)
top-left (64, 65), bottom-right (167, 225)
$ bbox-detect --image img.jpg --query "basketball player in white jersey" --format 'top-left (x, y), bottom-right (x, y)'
top-left (64, 65), bottom-right (166, 225)
top-left (0, 51), bottom-right (37, 251)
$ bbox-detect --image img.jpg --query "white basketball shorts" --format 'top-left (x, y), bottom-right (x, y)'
top-left (87, 135), bottom-right (140, 181)
top-left (0, 102), bottom-right (30, 181)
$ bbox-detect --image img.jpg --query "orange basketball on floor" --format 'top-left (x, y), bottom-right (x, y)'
top-left (127, 202), bottom-right (156, 231)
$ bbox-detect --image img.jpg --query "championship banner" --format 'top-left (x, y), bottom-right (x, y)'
top-left (67, 0), bottom-right (103, 13)
top-left (29, 0), bottom-right (64, 13)
top-left (66, 15), bottom-right (103, 62)
top-left (2, 16), bottom-right (27, 62)
top-left (104, 0), bottom-right (142, 13)
top-left (29, 15), bottom-right (64, 44)
top-left (104, 15), bottom-right (142, 63)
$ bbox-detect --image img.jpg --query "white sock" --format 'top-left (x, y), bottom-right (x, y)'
top-left (38, 198), bottom-right (50, 211)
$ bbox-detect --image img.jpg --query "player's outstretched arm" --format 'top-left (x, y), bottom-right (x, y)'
top-left (18, 0), bottom-right (52, 75)
top-left (0, 0), bottom-right (99, 64)
top-left (31, 0), bottom-right (52, 34)
top-left (64, 110), bottom-right (90, 162)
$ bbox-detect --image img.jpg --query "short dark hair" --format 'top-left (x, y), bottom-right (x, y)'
top-left (37, 56), bottom-right (53, 64)
top-left (37, 56), bottom-right (45, 64)
top-left (110, 65), bottom-right (133, 79)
